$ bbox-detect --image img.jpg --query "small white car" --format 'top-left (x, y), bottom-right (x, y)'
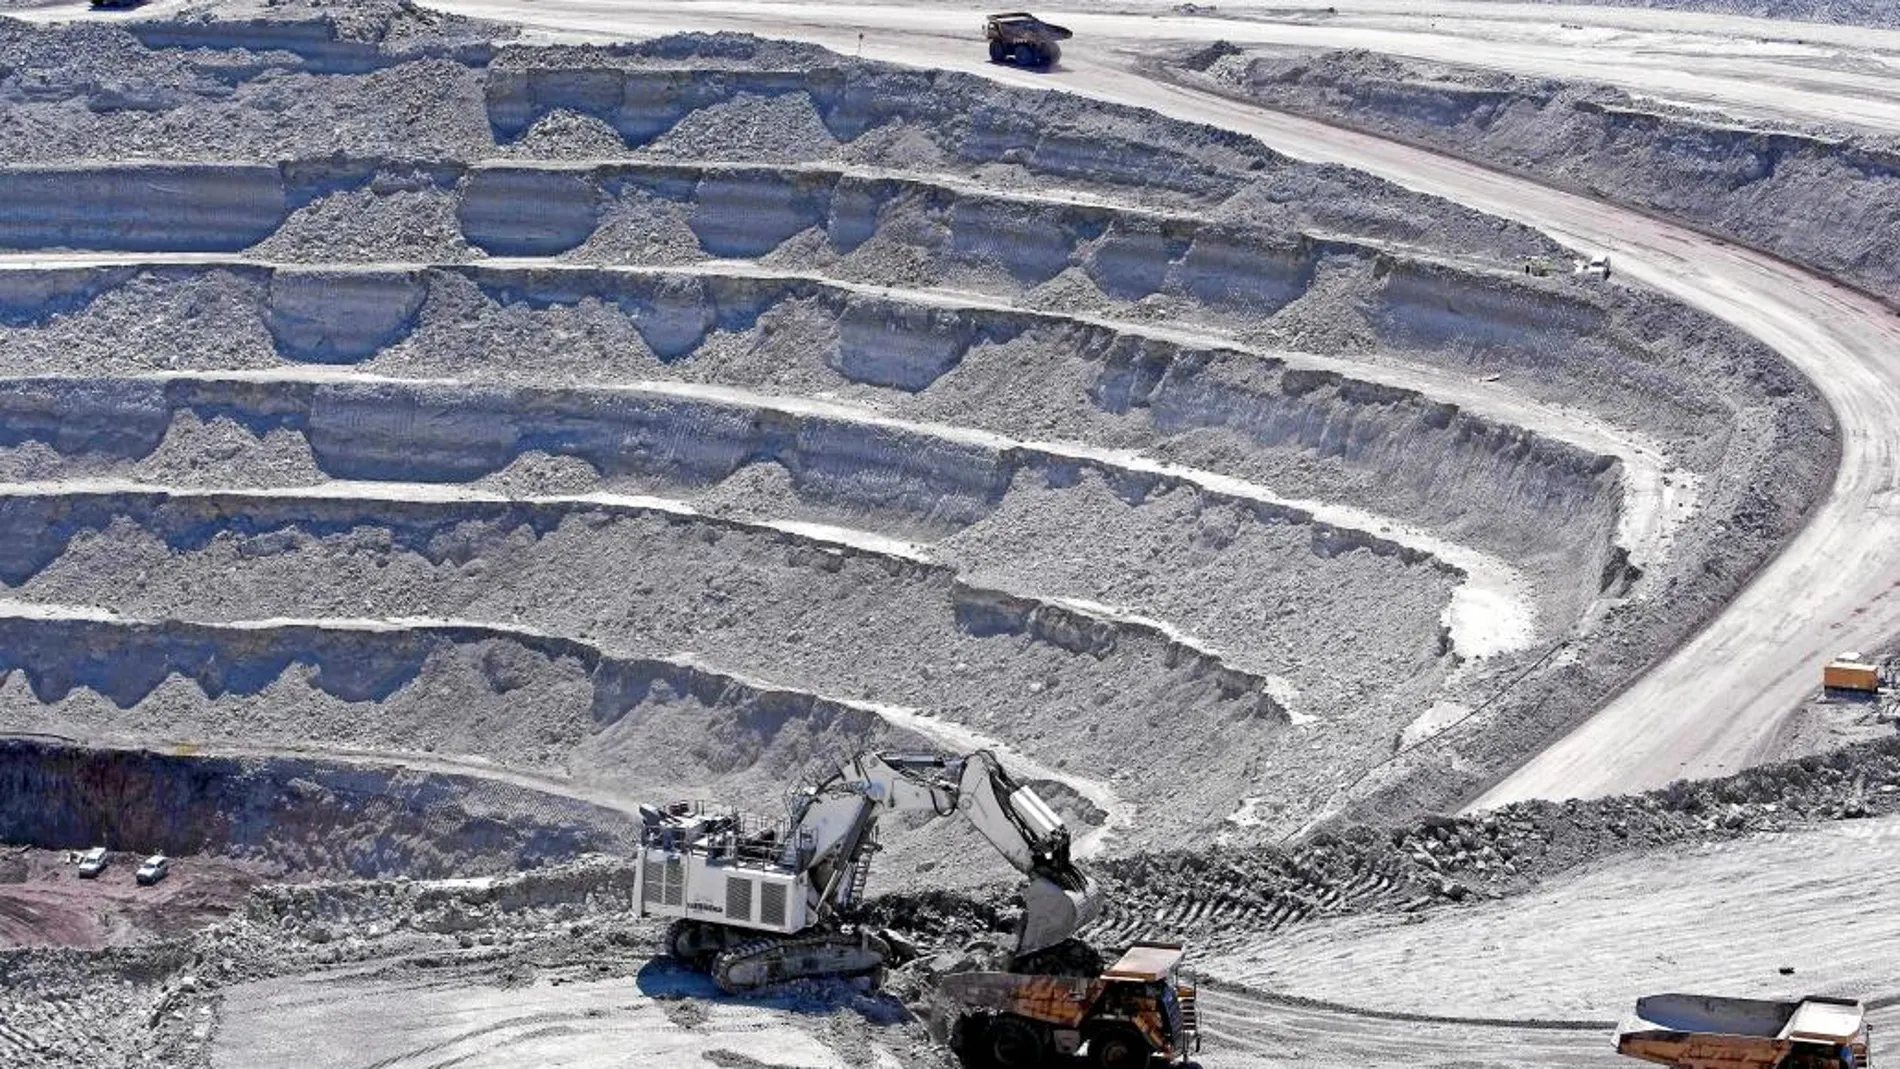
top-left (1575, 254), bottom-right (1612, 279)
top-left (76, 847), bottom-right (109, 878)
top-left (134, 855), bottom-right (170, 886)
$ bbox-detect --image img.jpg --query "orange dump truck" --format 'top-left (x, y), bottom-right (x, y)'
top-left (1617, 993), bottom-right (1871, 1069)
top-left (1824, 657), bottom-right (1881, 694)
top-left (939, 941), bottom-right (1200, 1068)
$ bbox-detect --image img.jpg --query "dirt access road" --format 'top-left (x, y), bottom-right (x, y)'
top-left (422, 0), bottom-right (1900, 805)
top-left (39, 0), bottom-right (1900, 128)
top-left (406, 0), bottom-right (1900, 131)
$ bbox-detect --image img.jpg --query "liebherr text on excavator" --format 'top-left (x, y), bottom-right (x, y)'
top-left (634, 749), bottom-right (1100, 991)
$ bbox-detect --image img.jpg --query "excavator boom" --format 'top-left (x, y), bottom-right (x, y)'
top-left (855, 750), bottom-right (1101, 955)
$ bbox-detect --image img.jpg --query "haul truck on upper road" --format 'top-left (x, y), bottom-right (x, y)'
top-left (985, 12), bottom-right (1070, 69)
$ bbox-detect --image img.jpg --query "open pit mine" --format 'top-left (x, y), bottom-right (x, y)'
top-left (2, 1), bottom-right (1899, 1067)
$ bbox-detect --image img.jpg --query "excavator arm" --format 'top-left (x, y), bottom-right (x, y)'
top-left (806, 750), bottom-right (1103, 957)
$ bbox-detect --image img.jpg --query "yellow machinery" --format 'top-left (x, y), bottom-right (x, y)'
top-left (1617, 993), bottom-right (1871, 1069)
top-left (1824, 655), bottom-right (1881, 694)
top-left (938, 941), bottom-right (1200, 1068)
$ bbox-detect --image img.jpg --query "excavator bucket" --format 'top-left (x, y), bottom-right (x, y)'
top-left (1017, 873), bottom-right (1102, 955)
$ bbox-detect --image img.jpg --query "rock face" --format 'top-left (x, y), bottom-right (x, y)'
top-left (1198, 47), bottom-right (1900, 305)
top-left (0, 738), bottom-right (638, 879)
top-left (0, 4), bottom-right (1876, 1067)
top-left (0, 11), bottom-right (1842, 836)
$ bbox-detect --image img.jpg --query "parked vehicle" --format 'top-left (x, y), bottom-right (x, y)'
top-left (1824, 653), bottom-right (1881, 694)
top-left (77, 847), bottom-right (109, 878)
top-left (135, 855), bottom-right (170, 886)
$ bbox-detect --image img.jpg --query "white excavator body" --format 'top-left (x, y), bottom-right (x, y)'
top-left (635, 749), bottom-right (1102, 991)
top-left (633, 801), bottom-right (815, 936)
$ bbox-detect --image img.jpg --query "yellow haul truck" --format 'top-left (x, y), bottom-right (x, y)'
top-left (1617, 993), bottom-right (1871, 1069)
top-left (939, 941), bottom-right (1200, 1069)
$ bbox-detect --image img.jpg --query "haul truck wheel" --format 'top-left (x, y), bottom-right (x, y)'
top-left (1088, 1024), bottom-right (1152, 1069)
top-left (989, 39), bottom-right (1006, 62)
top-left (988, 1015), bottom-right (1047, 1068)
top-left (949, 1014), bottom-right (991, 1066)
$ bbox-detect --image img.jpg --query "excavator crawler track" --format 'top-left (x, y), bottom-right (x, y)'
top-left (710, 932), bottom-right (888, 993)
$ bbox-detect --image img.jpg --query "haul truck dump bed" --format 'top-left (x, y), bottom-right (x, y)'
top-left (1617, 994), bottom-right (1870, 1069)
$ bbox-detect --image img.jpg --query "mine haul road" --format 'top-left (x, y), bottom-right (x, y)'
top-left (420, 0), bottom-right (1900, 808)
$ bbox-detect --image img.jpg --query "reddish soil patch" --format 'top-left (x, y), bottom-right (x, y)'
top-left (0, 847), bottom-right (270, 948)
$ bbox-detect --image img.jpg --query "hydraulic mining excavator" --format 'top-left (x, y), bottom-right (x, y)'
top-left (635, 749), bottom-right (1101, 993)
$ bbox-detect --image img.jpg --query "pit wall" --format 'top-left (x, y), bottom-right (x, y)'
top-left (0, 24), bottom-right (1563, 263)
top-left (1201, 48), bottom-right (1900, 305)
top-left (0, 491), bottom-right (1288, 712)
top-left (0, 373), bottom-right (1411, 563)
top-left (1363, 260), bottom-right (1732, 446)
top-left (1168, 48), bottom-right (1846, 816)
top-left (0, 375), bottom-right (1008, 515)
top-left (484, 62), bottom-right (1252, 199)
top-left (124, 18), bottom-right (498, 74)
top-left (0, 610), bottom-right (1277, 848)
top-left (0, 261), bottom-right (1625, 605)
top-left (0, 160), bottom-right (1331, 316)
top-left (479, 49), bottom-right (1557, 257)
top-left (0, 365), bottom-right (1607, 628)
top-left (0, 737), bottom-right (634, 880)
top-left (0, 615), bottom-right (905, 797)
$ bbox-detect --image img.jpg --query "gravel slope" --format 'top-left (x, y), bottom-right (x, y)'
top-left (0, 2), bottom-right (1880, 1066)
top-left (1191, 46), bottom-right (1900, 306)
top-left (424, 0), bottom-right (1855, 815)
top-left (0, 7), bottom-right (1825, 828)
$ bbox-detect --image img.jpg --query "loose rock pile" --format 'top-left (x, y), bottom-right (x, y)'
top-left (1090, 732), bottom-right (1900, 951)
